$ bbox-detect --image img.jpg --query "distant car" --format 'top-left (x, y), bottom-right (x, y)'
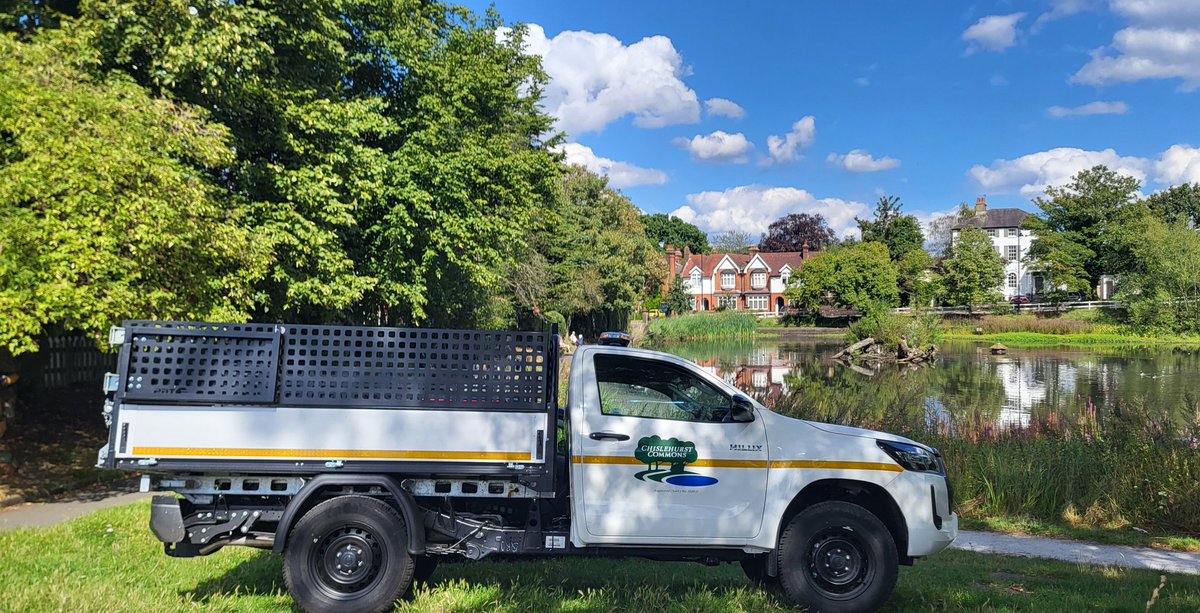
top-left (1009, 295), bottom-right (1031, 305)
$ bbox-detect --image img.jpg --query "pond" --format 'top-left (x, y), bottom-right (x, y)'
top-left (659, 337), bottom-right (1200, 433)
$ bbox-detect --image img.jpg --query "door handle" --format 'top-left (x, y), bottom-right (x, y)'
top-left (589, 431), bottom-right (630, 441)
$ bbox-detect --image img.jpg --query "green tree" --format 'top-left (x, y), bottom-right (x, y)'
top-left (855, 196), bottom-right (925, 260)
top-left (1026, 165), bottom-right (1145, 284)
top-left (710, 230), bottom-right (754, 254)
top-left (642, 213), bottom-right (709, 253)
top-left (535, 167), bottom-right (661, 328)
top-left (0, 33), bottom-right (270, 354)
top-left (926, 204), bottom-right (972, 257)
top-left (1121, 216), bottom-right (1200, 333)
top-left (1146, 183), bottom-right (1200, 226)
top-left (940, 228), bottom-right (1004, 308)
top-left (897, 249), bottom-right (939, 308)
top-left (1026, 232), bottom-right (1094, 301)
top-left (786, 242), bottom-right (899, 313)
top-left (663, 277), bottom-right (692, 315)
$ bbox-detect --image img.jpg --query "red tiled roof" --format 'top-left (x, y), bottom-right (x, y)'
top-left (681, 251), bottom-right (813, 276)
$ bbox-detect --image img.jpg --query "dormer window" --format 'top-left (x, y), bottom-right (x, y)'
top-left (689, 270), bottom-right (700, 287)
top-left (721, 271), bottom-right (735, 289)
top-left (750, 271), bottom-right (766, 289)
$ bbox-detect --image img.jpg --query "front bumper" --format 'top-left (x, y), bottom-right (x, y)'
top-left (889, 471), bottom-right (959, 558)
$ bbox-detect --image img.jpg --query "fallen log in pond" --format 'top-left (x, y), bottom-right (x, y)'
top-left (835, 336), bottom-right (937, 365)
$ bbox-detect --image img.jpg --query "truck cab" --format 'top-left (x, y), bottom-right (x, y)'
top-left (104, 321), bottom-right (956, 613)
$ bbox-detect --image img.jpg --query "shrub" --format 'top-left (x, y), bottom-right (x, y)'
top-left (645, 311), bottom-right (757, 342)
top-left (848, 311), bottom-right (942, 352)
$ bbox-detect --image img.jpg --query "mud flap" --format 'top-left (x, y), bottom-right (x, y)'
top-left (149, 495), bottom-right (185, 544)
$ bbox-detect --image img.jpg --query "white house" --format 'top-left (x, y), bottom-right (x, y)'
top-left (950, 197), bottom-right (1043, 300)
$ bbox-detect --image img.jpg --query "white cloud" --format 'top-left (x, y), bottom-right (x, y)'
top-left (763, 116), bottom-right (816, 165)
top-left (1072, 2), bottom-right (1200, 90)
top-left (962, 13), bottom-right (1026, 54)
top-left (556, 143), bottom-right (668, 188)
top-left (968, 147), bottom-right (1151, 196)
top-left (1046, 100), bottom-right (1130, 117)
top-left (827, 149), bottom-right (901, 173)
top-left (1032, 0), bottom-right (1095, 32)
top-left (990, 74), bottom-right (1010, 87)
top-left (1155, 144), bottom-right (1200, 185)
top-left (674, 131), bottom-right (754, 164)
top-left (507, 24), bottom-right (700, 136)
top-left (704, 98), bottom-right (745, 119)
top-left (669, 185), bottom-right (868, 239)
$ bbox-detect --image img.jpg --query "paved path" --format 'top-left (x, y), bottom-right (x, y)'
top-left (0, 485), bottom-right (152, 533)
top-left (952, 530), bottom-right (1200, 576)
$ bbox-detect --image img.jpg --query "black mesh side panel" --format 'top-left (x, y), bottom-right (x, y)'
top-left (279, 326), bottom-right (549, 410)
top-left (121, 322), bottom-right (281, 403)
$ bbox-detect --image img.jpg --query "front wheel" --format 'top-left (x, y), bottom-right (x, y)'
top-left (283, 495), bottom-right (415, 613)
top-left (777, 501), bottom-right (898, 613)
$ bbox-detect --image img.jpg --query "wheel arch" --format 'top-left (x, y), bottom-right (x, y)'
top-left (273, 474), bottom-right (426, 556)
top-left (776, 478), bottom-right (909, 565)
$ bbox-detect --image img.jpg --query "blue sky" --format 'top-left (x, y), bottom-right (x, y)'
top-left (464, 0), bottom-right (1200, 239)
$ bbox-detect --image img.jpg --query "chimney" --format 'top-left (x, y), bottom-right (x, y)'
top-left (801, 241), bottom-right (810, 259)
top-left (664, 245), bottom-right (677, 294)
top-left (975, 196), bottom-right (987, 214)
top-left (748, 245), bottom-right (759, 256)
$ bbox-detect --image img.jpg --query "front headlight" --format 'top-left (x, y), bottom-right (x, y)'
top-left (877, 440), bottom-right (943, 474)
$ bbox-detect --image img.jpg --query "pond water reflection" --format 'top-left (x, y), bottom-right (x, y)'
top-left (662, 338), bottom-right (1200, 431)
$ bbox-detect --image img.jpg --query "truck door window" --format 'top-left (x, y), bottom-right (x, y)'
top-left (594, 355), bottom-right (732, 423)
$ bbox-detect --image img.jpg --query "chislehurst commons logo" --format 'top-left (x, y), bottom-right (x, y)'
top-left (633, 435), bottom-right (718, 487)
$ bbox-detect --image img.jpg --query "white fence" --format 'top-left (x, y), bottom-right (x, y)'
top-left (890, 300), bottom-right (1122, 316)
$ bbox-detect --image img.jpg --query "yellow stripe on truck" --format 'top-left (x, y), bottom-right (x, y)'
top-left (572, 456), bottom-right (901, 472)
top-left (133, 447), bottom-right (531, 462)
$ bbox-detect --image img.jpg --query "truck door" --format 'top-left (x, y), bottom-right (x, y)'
top-left (573, 351), bottom-right (769, 543)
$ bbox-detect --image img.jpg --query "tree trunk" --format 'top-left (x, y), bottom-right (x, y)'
top-left (834, 337), bottom-right (875, 359)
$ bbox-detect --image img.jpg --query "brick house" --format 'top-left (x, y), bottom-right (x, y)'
top-left (663, 244), bottom-right (818, 314)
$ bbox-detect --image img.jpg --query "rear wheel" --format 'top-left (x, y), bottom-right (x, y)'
top-left (776, 501), bottom-right (898, 613)
top-left (283, 496), bottom-right (415, 613)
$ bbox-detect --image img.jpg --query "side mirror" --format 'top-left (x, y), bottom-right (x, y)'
top-left (731, 394), bottom-right (755, 423)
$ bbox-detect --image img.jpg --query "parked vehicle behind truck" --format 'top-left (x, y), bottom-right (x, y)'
top-left (99, 321), bottom-right (957, 612)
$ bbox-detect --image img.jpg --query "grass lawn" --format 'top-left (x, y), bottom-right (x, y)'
top-left (2, 503), bottom-right (1199, 612)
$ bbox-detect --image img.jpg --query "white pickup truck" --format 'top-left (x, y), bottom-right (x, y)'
top-left (99, 321), bottom-right (956, 612)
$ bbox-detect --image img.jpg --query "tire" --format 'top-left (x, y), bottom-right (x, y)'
top-left (776, 501), bottom-right (898, 613)
top-left (283, 495), bottom-right (415, 613)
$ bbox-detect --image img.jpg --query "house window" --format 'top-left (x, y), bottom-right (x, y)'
top-left (717, 295), bottom-right (738, 310)
top-left (780, 269), bottom-right (791, 285)
top-left (1007, 228), bottom-right (1018, 237)
top-left (689, 270), bottom-right (701, 287)
top-left (1007, 273), bottom-right (1017, 289)
top-left (720, 271), bottom-right (736, 289)
top-left (1006, 245), bottom-right (1018, 261)
top-left (747, 295), bottom-right (768, 311)
top-left (750, 271), bottom-right (766, 289)
top-left (987, 229), bottom-right (997, 238)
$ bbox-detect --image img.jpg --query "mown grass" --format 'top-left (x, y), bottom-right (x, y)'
top-left (3, 503), bottom-right (1200, 612)
top-left (644, 311), bottom-right (758, 342)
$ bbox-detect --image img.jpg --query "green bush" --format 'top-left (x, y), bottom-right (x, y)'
top-left (848, 311), bottom-right (942, 352)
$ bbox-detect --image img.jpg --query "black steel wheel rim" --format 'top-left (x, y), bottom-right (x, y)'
top-left (311, 524), bottom-right (387, 601)
top-left (806, 529), bottom-right (872, 600)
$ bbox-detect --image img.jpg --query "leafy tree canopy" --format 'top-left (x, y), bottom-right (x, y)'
top-left (785, 242), bottom-right (898, 313)
top-left (855, 196), bottom-right (924, 261)
top-left (643, 213), bottom-right (709, 254)
top-left (1026, 165), bottom-right (1144, 283)
top-left (0, 32), bottom-right (270, 354)
top-left (926, 204), bottom-right (972, 257)
top-left (759, 213), bottom-right (836, 253)
top-left (1146, 183), bottom-right (1200, 227)
top-left (940, 227), bottom-right (1004, 308)
top-left (1121, 215), bottom-right (1200, 333)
